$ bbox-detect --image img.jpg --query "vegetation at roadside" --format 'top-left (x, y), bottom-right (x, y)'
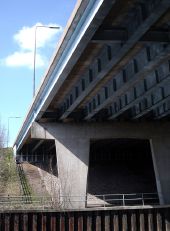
top-left (0, 118), bottom-right (6, 149)
top-left (0, 148), bottom-right (21, 196)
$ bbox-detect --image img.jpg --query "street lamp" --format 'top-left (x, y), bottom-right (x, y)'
top-left (7, 117), bottom-right (21, 148)
top-left (33, 25), bottom-right (60, 97)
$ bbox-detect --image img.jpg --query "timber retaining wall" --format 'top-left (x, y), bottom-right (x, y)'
top-left (0, 206), bottom-right (170, 230)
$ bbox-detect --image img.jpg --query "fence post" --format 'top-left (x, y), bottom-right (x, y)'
top-left (142, 193), bottom-right (144, 206)
top-left (123, 194), bottom-right (125, 206)
top-left (85, 194), bottom-right (87, 207)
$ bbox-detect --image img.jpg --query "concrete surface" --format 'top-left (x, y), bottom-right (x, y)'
top-left (31, 121), bottom-right (170, 207)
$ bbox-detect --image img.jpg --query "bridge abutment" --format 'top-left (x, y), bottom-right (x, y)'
top-left (30, 121), bottom-right (170, 208)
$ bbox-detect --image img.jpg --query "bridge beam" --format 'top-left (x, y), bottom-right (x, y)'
top-left (32, 140), bottom-right (44, 154)
top-left (153, 101), bottom-right (170, 119)
top-left (132, 96), bottom-right (170, 119)
top-left (84, 47), bottom-right (170, 120)
top-left (91, 29), bottom-right (170, 44)
top-left (107, 77), bottom-right (170, 120)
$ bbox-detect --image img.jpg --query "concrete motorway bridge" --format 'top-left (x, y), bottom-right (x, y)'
top-left (14, 0), bottom-right (170, 209)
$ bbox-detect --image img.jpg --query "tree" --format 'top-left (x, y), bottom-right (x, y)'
top-left (0, 118), bottom-right (6, 150)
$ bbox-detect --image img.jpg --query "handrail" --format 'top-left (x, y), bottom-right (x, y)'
top-left (87, 192), bottom-right (159, 207)
top-left (0, 192), bottom-right (159, 210)
top-left (16, 164), bottom-right (32, 203)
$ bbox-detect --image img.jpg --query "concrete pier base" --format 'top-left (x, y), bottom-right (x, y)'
top-left (31, 121), bottom-right (170, 208)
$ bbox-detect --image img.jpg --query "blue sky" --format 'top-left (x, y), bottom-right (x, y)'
top-left (0, 0), bottom-right (77, 146)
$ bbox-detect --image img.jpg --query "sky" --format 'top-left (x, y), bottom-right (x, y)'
top-left (0, 0), bottom-right (77, 147)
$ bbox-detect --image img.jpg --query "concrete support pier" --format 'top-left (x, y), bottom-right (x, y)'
top-left (151, 137), bottom-right (170, 205)
top-left (31, 121), bottom-right (170, 208)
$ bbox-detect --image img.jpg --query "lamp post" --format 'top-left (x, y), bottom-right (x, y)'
top-left (7, 117), bottom-right (21, 148)
top-left (33, 25), bottom-right (60, 97)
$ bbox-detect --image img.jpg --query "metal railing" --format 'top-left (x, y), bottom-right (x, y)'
top-left (0, 192), bottom-right (159, 210)
top-left (0, 196), bottom-right (60, 210)
top-left (87, 192), bottom-right (159, 207)
top-left (16, 164), bottom-right (32, 202)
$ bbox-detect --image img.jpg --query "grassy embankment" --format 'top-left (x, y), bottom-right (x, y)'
top-left (0, 148), bottom-right (21, 196)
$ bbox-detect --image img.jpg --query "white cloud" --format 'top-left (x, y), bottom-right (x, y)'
top-left (4, 51), bottom-right (45, 69)
top-left (2, 23), bottom-right (62, 69)
top-left (14, 23), bottom-right (61, 51)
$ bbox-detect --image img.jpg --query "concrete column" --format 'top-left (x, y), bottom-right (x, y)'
top-left (150, 137), bottom-right (170, 204)
top-left (31, 122), bottom-right (90, 208)
top-left (55, 137), bottom-right (89, 208)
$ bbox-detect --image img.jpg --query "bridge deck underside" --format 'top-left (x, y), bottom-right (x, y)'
top-left (40, 0), bottom-right (170, 123)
